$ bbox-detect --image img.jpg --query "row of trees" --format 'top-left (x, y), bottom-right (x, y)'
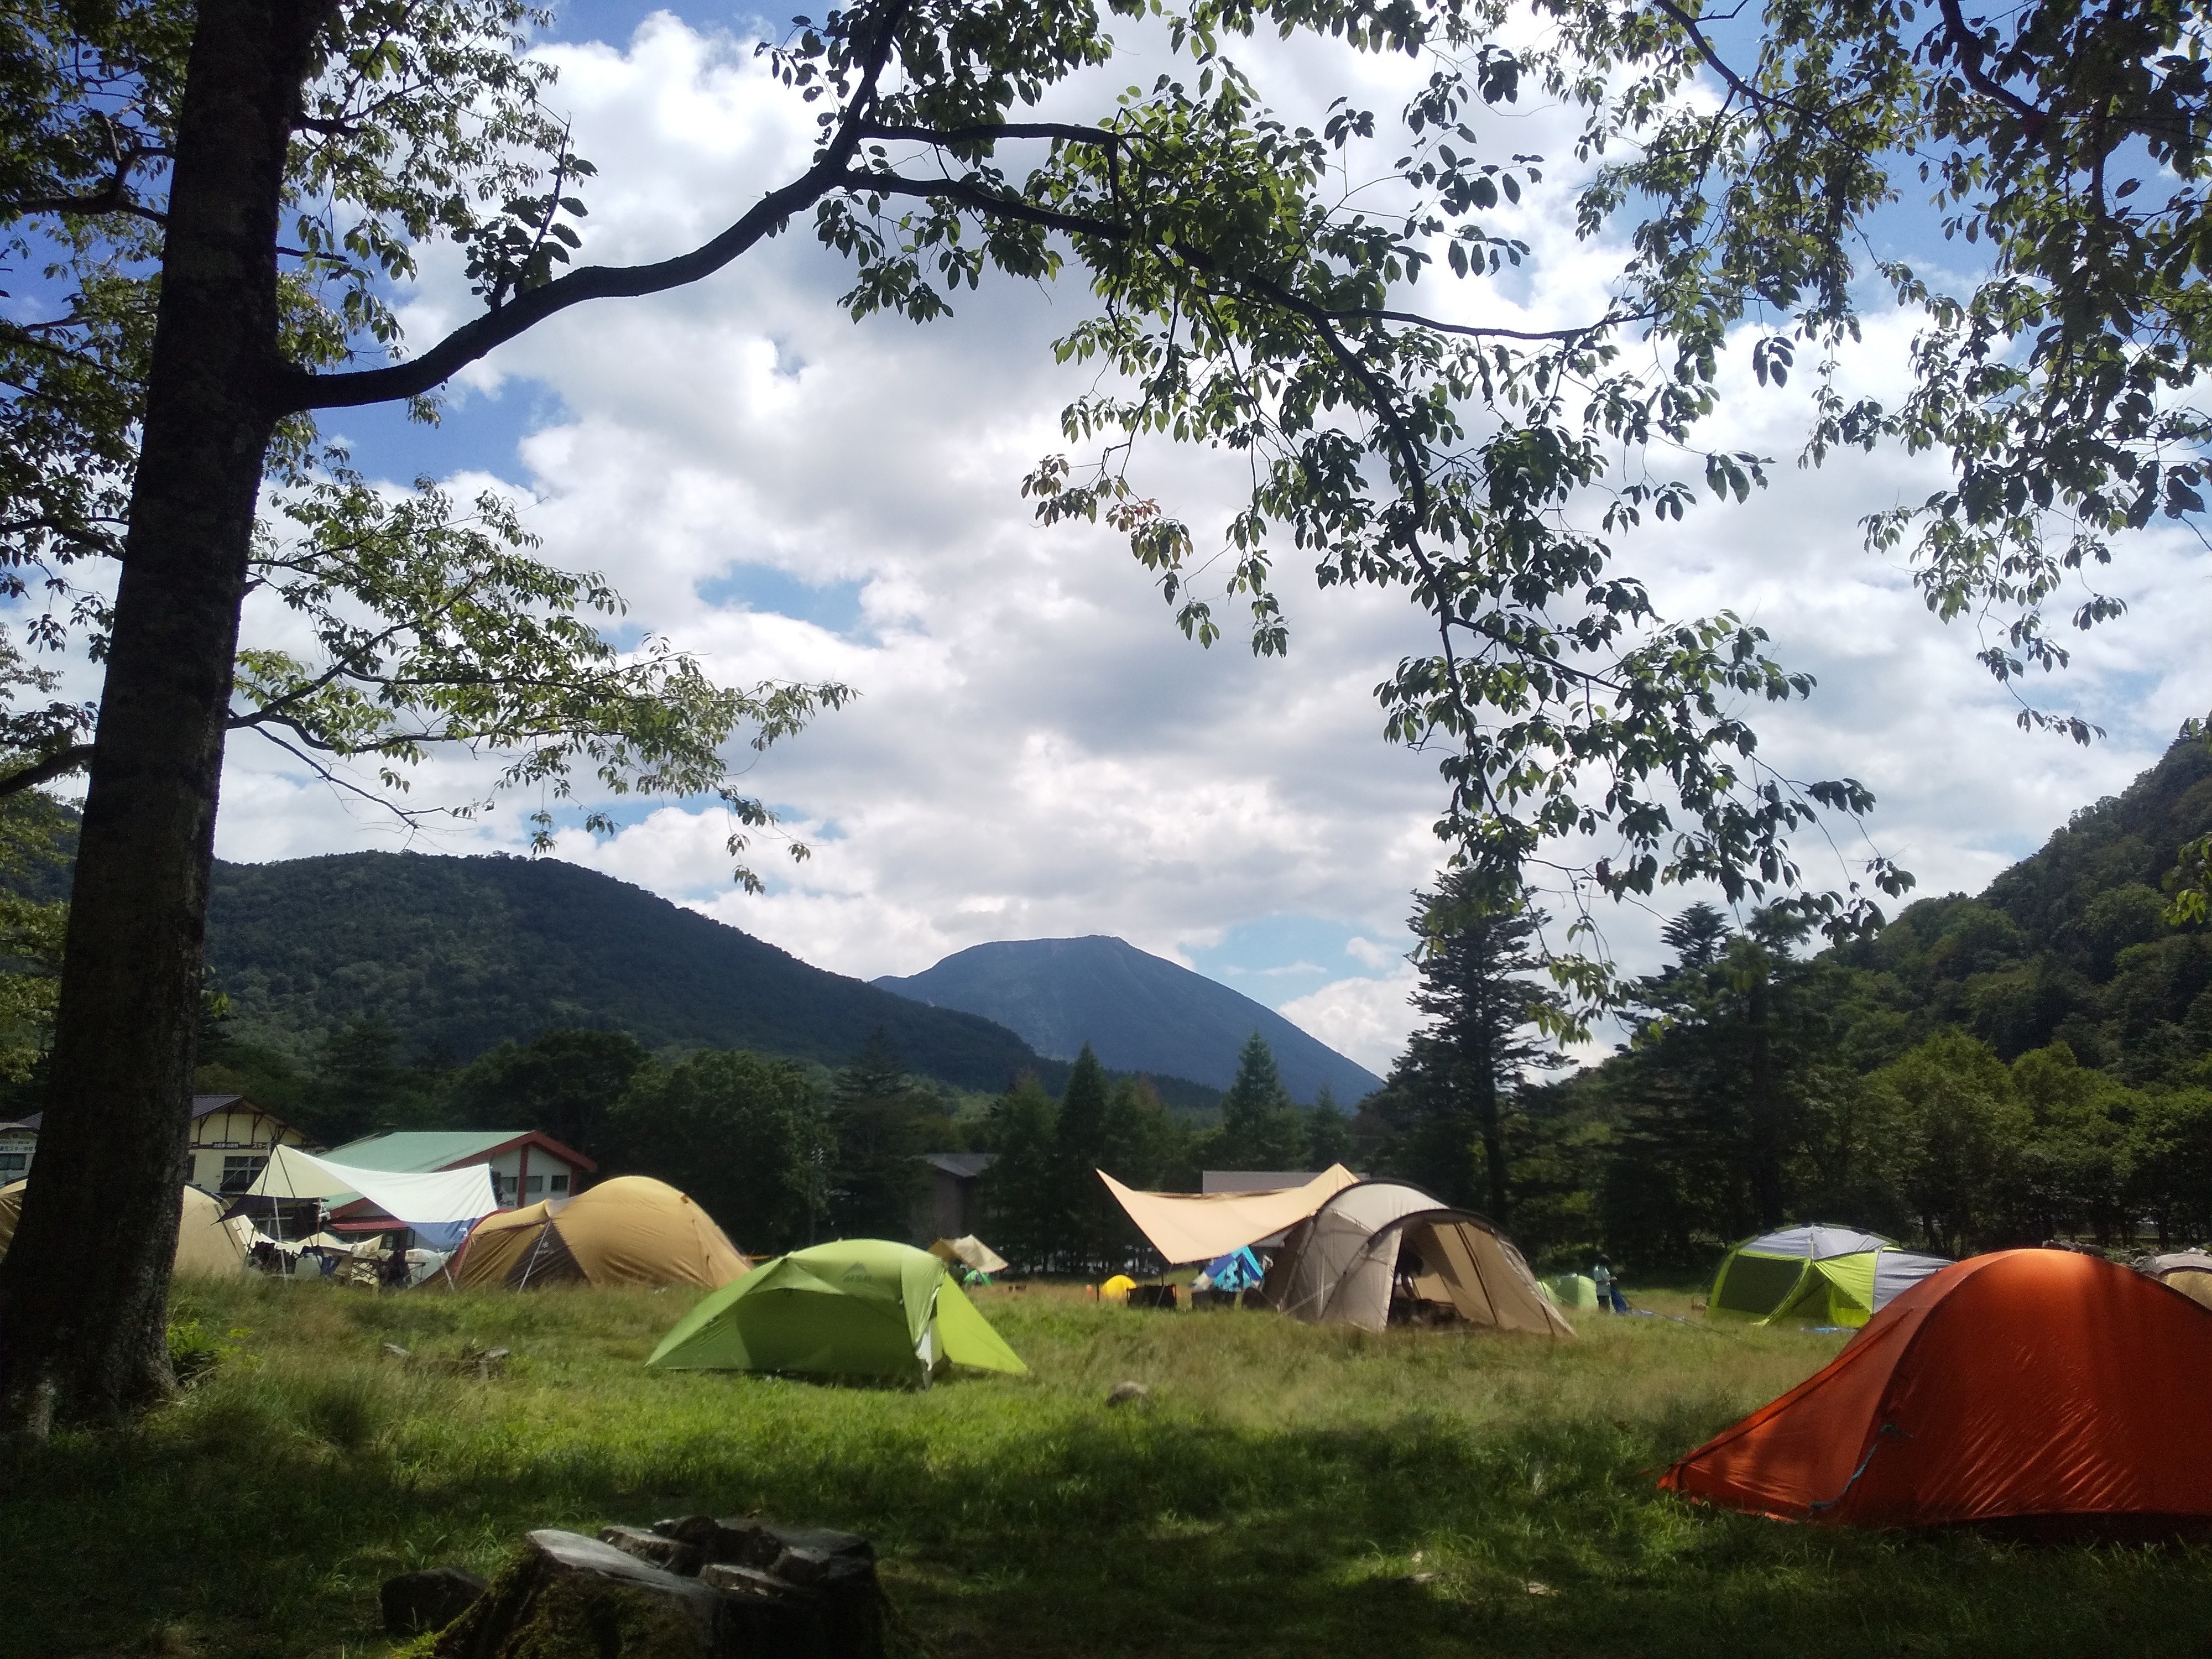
top-left (189, 1015), bottom-right (1354, 1264)
top-left (1374, 874), bottom-right (2212, 1274)
top-left (972, 1035), bottom-right (1354, 1273)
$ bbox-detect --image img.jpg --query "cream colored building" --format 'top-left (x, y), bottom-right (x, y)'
top-left (189, 1094), bottom-right (310, 1194)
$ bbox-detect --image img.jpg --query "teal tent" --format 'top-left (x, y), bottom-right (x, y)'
top-left (646, 1238), bottom-right (1027, 1385)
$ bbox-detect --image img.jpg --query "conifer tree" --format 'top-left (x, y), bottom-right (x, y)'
top-left (1380, 878), bottom-right (1566, 1222)
top-left (1212, 1034), bottom-right (1310, 1170)
top-left (1049, 1045), bottom-right (1114, 1269)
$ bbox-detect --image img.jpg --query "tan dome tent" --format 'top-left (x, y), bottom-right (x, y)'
top-left (0, 1181), bottom-right (257, 1277)
top-left (452, 1175), bottom-right (747, 1290)
top-left (1262, 1181), bottom-right (1574, 1337)
top-left (2141, 1250), bottom-right (2212, 1310)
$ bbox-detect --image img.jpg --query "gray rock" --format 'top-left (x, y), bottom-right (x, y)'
top-left (1106, 1380), bottom-right (1152, 1407)
top-left (379, 1564), bottom-right (486, 1636)
top-left (599, 1524), bottom-right (703, 1575)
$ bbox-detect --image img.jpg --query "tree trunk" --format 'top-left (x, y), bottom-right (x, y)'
top-left (0, 0), bottom-right (328, 1436)
top-left (1474, 1057), bottom-right (1508, 1227)
top-left (1745, 956), bottom-right (1783, 1231)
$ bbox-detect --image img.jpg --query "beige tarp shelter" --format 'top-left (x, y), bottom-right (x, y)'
top-left (931, 1235), bottom-right (1009, 1275)
top-left (1262, 1181), bottom-right (1574, 1337)
top-left (1099, 1165), bottom-right (1360, 1264)
top-left (452, 1175), bottom-right (747, 1290)
top-left (0, 1181), bottom-right (258, 1277)
top-left (2142, 1250), bottom-right (2212, 1310)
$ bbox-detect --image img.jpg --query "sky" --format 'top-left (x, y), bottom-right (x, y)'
top-left (195, 2), bottom-right (2212, 1076)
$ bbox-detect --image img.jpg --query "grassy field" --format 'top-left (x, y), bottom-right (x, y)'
top-left (8, 1279), bottom-right (2211, 1659)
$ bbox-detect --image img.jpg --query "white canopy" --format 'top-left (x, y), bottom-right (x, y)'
top-left (1099, 1165), bottom-right (1360, 1264)
top-left (246, 1143), bottom-right (499, 1227)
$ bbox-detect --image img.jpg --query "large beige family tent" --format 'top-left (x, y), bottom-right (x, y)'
top-left (452, 1176), bottom-right (747, 1290)
top-left (0, 1181), bottom-right (258, 1277)
top-left (1262, 1181), bottom-right (1573, 1337)
top-left (2141, 1250), bottom-right (2212, 1310)
top-left (1099, 1165), bottom-right (1360, 1262)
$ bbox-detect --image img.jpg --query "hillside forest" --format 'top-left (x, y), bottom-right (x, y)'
top-left (8, 740), bottom-right (2212, 1276)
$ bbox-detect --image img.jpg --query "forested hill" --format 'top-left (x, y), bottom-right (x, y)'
top-left (203, 852), bottom-right (1050, 1090)
top-left (875, 935), bottom-right (1384, 1104)
top-left (1823, 736), bottom-right (2212, 1078)
top-left (1491, 735), bottom-right (2212, 1272)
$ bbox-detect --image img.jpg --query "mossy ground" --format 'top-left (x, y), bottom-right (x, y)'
top-left (7, 1277), bottom-right (2210, 1657)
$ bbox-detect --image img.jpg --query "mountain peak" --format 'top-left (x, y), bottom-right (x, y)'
top-left (874, 935), bottom-right (1382, 1102)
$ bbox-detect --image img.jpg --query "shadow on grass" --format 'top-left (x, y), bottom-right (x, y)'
top-left (5, 1288), bottom-right (2211, 1658)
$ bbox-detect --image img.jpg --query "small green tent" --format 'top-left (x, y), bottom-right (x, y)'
top-left (1541, 1272), bottom-right (1599, 1310)
top-left (646, 1238), bottom-right (1027, 1384)
top-left (1708, 1225), bottom-right (1950, 1327)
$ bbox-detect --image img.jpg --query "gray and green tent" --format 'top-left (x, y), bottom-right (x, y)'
top-left (1707, 1225), bottom-right (1950, 1327)
top-left (646, 1238), bottom-right (1027, 1385)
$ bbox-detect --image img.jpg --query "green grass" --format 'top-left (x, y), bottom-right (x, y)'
top-left (7, 1279), bottom-right (2211, 1657)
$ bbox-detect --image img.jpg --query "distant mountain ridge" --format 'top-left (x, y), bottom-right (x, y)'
top-left (874, 935), bottom-right (1384, 1103)
top-left (203, 852), bottom-right (1052, 1091)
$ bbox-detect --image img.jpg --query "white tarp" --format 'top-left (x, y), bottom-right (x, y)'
top-left (246, 1143), bottom-right (499, 1226)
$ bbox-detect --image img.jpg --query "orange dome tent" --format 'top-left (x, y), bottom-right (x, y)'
top-left (1661, 1250), bottom-right (2212, 1529)
top-left (452, 1176), bottom-right (747, 1290)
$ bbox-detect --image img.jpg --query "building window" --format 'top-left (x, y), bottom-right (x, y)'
top-left (550, 1173), bottom-right (570, 1194)
top-left (0, 1151), bottom-right (27, 1182)
top-left (220, 1155), bottom-right (267, 1194)
top-left (524, 1175), bottom-right (544, 1195)
top-left (494, 1176), bottom-right (517, 1204)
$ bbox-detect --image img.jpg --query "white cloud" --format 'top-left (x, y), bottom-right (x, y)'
top-left (1281, 969), bottom-right (1423, 1078)
top-left (199, 12), bottom-right (2211, 1087)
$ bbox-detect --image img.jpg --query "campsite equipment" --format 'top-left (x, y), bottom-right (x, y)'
top-left (1541, 1273), bottom-right (1599, 1310)
top-left (0, 1181), bottom-right (259, 1277)
top-left (2140, 1250), bottom-right (2212, 1310)
top-left (1126, 1283), bottom-right (1178, 1311)
top-left (247, 1142), bottom-right (500, 1249)
top-left (1263, 1181), bottom-right (1572, 1337)
top-left (1707, 1225), bottom-right (1950, 1327)
top-left (1099, 1274), bottom-right (1136, 1303)
top-left (1099, 1165), bottom-right (1360, 1264)
top-left (930, 1235), bottom-right (1010, 1276)
top-left (1200, 1246), bottom-right (1265, 1294)
top-left (646, 1239), bottom-right (1026, 1384)
top-left (454, 1176), bottom-right (747, 1290)
top-left (1663, 1250), bottom-right (2212, 1528)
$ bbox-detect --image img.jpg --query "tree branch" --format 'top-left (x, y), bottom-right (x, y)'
top-left (1933, 0), bottom-right (2049, 132)
top-left (272, 0), bottom-right (920, 414)
top-left (0, 745), bottom-right (93, 799)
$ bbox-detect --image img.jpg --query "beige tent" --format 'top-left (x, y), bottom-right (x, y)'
top-left (2142, 1250), bottom-right (2212, 1310)
top-left (452, 1175), bottom-right (747, 1290)
top-left (0, 1181), bottom-right (258, 1277)
top-left (1262, 1181), bottom-right (1573, 1337)
top-left (930, 1235), bottom-right (1009, 1275)
top-left (1099, 1165), bottom-right (1360, 1264)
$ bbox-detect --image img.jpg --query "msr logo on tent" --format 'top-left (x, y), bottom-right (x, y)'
top-left (841, 1264), bottom-right (871, 1282)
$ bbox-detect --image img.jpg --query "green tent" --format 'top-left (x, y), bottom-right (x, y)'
top-left (1541, 1272), bottom-right (1599, 1310)
top-left (646, 1239), bottom-right (1028, 1384)
top-left (1708, 1225), bottom-right (1950, 1328)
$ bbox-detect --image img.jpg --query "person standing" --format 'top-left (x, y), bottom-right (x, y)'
top-left (1593, 1253), bottom-right (1627, 1313)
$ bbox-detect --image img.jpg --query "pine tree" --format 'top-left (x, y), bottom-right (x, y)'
top-left (827, 1028), bottom-right (948, 1240)
top-left (1386, 878), bottom-right (1567, 1222)
top-left (1051, 1044), bottom-right (1114, 1270)
top-left (978, 1075), bottom-right (1058, 1271)
top-left (1213, 1034), bottom-right (1310, 1170)
top-left (1305, 1086), bottom-right (1355, 1169)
